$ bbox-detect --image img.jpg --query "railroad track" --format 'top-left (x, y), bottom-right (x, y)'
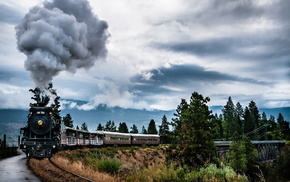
top-left (28, 157), bottom-right (95, 182)
top-left (48, 158), bottom-right (95, 182)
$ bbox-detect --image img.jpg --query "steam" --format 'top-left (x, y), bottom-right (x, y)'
top-left (16, 0), bottom-right (109, 87)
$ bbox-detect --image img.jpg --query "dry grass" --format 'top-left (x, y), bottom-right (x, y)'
top-left (50, 154), bottom-right (117, 182)
top-left (29, 158), bottom-right (87, 182)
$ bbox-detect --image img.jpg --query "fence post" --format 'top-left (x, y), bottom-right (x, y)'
top-left (3, 134), bottom-right (6, 148)
top-left (18, 136), bottom-right (20, 147)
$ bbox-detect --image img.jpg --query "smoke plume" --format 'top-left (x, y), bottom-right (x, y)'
top-left (16, 0), bottom-right (109, 86)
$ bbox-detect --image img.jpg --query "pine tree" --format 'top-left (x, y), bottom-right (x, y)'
top-left (104, 120), bottom-right (116, 132)
top-left (171, 92), bottom-right (217, 168)
top-left (210, 113), bottom-right (223, 139)
top-left (118, 122), bottom-right (129, 133)
top-left (243, 106), bottom-right (255, 136)
top-left (147, 119), bottom-right (158, 134)
top-left (277, 113), bottom-right (290, 138)
top-left (235, 102), bottom-right (243, 135)
top-left (62, 114), bottom-right (74, 128)
top-left (142, 126), bottom-right (147, 134)
top-left (81, 122), bottom-right (88, 131)
top-left (229, 134), bottom-right (258, 175)
top-left (159, 115), bottom-right (170, 143)
top-left (130, 124), bottom-right (138, 133)
top-left (170, 98), bottom-right (188, 144)
top-left (222, 96), bottom-right (238, 138)
top-left (248, 101), bottom-right (260, 129)
top-left (97, 123), bottom-right (103, 131)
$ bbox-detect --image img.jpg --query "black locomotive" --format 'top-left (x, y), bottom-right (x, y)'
top-left (20, 106), bottom-right (61, 158)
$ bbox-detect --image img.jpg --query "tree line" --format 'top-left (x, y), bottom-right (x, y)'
top-left (62, 114), bottom-right (163, 135)
top-left (62, 95), bottom-right (289, 143)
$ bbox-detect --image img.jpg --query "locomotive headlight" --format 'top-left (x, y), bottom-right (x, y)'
top-left (37, 120), bottom-right (43, 126)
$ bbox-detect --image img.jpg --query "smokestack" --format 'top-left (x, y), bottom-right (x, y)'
top-left (16, 0), bottom-right (109, 87)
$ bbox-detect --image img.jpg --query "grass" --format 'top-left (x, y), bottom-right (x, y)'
top-left (45, 146), bottom-right (249, 181)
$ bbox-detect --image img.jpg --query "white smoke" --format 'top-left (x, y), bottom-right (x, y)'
top-left (16, 0), bottom-right (109, 87)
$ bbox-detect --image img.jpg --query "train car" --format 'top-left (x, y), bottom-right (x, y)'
top-left (60, 127), bottom-right (104, 146)
top-left (20, 107), bottom-right (60, 158)
top-left (103, 131), bottom-right (132, 146)
top-left (131, 134), bottom-right (160, 146)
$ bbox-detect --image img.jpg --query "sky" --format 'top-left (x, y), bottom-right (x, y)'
top-left (0, 0), bottom-right (290, 111)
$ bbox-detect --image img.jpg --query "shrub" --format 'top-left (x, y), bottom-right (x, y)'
top-left (85, 158), bottom-right (122, 174)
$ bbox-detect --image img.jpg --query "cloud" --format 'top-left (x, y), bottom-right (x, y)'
top-left (0, 4), bottom-right (22, 24)
top-left (16, 0), bottom-right (109, 87)
top-left (0, 0), bottom-right (290, 111)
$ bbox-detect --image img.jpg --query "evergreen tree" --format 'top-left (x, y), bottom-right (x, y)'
top-left (159, 115), bottom-right (170, 143)
top-left (104, 120), bottom-right (116, 132)
top-left (228, 134), bottom-right (259, 177)
top-left (147, 119), bottom-right (158, 134)
top-left (170, 92), bottom-right (217, 168)
top-left (248, 101), bottom-right (260, 129)
top-left (170, 98), bottom-right (189, 144)
top-left (210, 113), bottom-right (223, 140)
top-left (130, 124), bottom-right (138, 133)
top-left (81, 122), bottom-right (88, 131)
top-left (277, 113), bottom-right (290, 138)
top-left (222, 97), bottom-right (239, 138)
top-left (118, 122), bottom-right (129, 133)
top-left (142, 126), bottom-right (147, 134)
top-left (261, 112), bottom-right (267, 120)
top-left (243, 106), bottom-right (255, 136)
top-left (235, 102), bottom-right (243, 135)
top-left (97, 123), bottom-right (103, 131)
top-left (76, 125), bottom-right (79, 130)
top-left (62, 114), bottom-right (74, 128)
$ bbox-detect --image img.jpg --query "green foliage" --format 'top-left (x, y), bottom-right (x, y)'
top-left (118, 122), bottom-right (129, 133)
top-left (104, 120), bottom-right (117, 132)
top-left (130, 124), bottom-right (138, 133)
top-left (126, 163), bottom-right (248, 182)
top-left (210, 113), bottom-right (224, 139)
top-left (170, 92), bottom-right (217, 168)
top-left (159, 115), bottom-right (171, 144)
top-left (228, 135), bottom-right (260, 180)
top-left (81, 122), bottom-right (88, 131)
top-left (62, 114), bottom-right (74, 128)
top-left (147, 119), bottom-right (158, 134)
top-left (142, 125), bottom-right (147, 134)
top-left (85, 158), bottom-right (122, 174)
top-left (97, 123), bottom-right (103, 131)
top-left (277, 145), bottom-right (290, 180)
top-left (223, 97), bottom-right (240, 138)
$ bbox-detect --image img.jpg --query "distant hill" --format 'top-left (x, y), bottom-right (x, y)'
top-left (0, 105), bottom-right (289, 146)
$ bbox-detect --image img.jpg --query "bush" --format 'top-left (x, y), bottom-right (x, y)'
top-left (85, 158), bottom-right (122, 174)
top-left (97, 159), bottom-right (122, 174)
top-left (126, 163), bottom-right (248, 182)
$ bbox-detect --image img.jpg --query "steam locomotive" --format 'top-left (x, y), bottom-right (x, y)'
top-left (20, 106), bottom-right (61, 158)
top-left (20, 106), bottom-right (160, 158)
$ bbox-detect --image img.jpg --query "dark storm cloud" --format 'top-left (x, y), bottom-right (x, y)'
top-left (154, 35), bottom-right (290, 62)
top-left (0, 4), bottom-right (22, 24)
top-left (152, 0), bottom-right (290, 73)
top-left (185, 0), bottom-right (264, 25)
top-left (131, 64), bottom-right (267, 95)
